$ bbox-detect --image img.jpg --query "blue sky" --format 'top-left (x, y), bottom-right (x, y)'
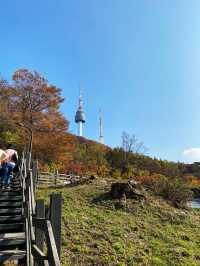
top-left (0, 0), bottom-right (200, 163)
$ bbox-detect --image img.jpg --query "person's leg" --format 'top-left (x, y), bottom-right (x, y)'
top-left (5, 163), bottom-right (15, 188)
top-left (1, 163), bottom-right (9, 188)
top-left (0, 167), bottom-right (3, 187)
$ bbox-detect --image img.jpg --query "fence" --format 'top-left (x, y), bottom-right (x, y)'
top-left (37, 169), bottom-right (93, 188)
top-left (21, 152), bottom-right (62, 266)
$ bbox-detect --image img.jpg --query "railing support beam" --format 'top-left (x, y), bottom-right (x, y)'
top-left (35, 199), bottom-right (45, 266)
top-left (50, 193), bottom-right (62, 259)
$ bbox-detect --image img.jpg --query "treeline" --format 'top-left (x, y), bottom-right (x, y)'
top-left (63, 141), bottom-right (200, 182)
top-left (0, 68), bottom-right (199, 185)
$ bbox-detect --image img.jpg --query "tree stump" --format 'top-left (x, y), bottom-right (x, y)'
top-left (110, 181), bottom-right (146, 200)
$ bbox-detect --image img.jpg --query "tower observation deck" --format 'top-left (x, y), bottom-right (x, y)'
top-left (75, 91), bottom-right (86, 137)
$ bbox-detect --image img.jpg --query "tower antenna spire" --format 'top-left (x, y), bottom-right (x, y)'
top-left (99, 109), bottom-right (104, 144)
top-left (78, 88), bottom-right (83, 109)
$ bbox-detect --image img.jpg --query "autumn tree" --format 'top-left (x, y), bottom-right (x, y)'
top-left (11, 69), bottom-right (67, 148)
top-left (121, 131), bottom-right (147, 154)
top-left (0, 69), bottom-right (69, 168)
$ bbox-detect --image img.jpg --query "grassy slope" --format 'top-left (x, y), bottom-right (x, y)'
top-left (37, 180), bottom-right (200, 266)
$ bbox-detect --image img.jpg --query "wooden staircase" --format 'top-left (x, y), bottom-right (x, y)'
top-left (0, 153), bottom-right (61, 266)
top-left (0, 174), bottom-right (26, 263)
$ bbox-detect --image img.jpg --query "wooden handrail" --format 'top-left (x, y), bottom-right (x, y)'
top-left (20, 152), bottom-right (61, 266)
top-left (33, 218), bottom-right (60, 266)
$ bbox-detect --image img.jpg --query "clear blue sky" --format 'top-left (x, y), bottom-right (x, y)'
top-left (1, 0), bottom-right (200, 163)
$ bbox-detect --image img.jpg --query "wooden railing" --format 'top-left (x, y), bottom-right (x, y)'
top-left (37, 170), bottom-right (93, 188)
top-left (21, 152), bottom-right (61, 266)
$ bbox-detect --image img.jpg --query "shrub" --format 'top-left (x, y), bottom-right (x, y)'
top-left (136, 174), bottom-right (192, 207)
top-left (135, 173), bottom-right (165, 188)
top-left (152, 176), bottom-right (193, 207)
top-left (111, 169), bottom-right (122, 179)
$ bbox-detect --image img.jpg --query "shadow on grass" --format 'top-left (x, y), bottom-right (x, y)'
top-left (91, 192), bottom-right (129, 211)
top-left (38, 181), bottom-right (87, 190)
top-left (91, 192), bottom-right (112, 204)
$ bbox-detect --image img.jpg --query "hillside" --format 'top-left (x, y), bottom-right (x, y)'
top-left (0, 70), bottom-right (199, 181)
top-left (37, 179), bottom-right (200, 266)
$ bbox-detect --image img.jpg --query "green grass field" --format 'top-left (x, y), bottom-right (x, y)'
top-left (37, 179), bottom-right (200, 266)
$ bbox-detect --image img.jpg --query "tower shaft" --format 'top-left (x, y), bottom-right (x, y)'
top-left (78, 121), bottom-right (83, 137)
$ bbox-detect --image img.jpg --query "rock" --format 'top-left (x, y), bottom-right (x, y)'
top-left (181, 235), bottom-right (190, 241)
top-left (90, 175), bottom-right (98, 180)
top-left (128, 179), bottom-right (139, 188)
top-left (179, 211), bottom-right (187, 216)
top-left (144, 248), bottom-right (150, 254)
top-left (175, 247), bottom-right (190, 257)
top-left (191, 187), bottom-right (200, 198)
top-left (181, 250), bottom-right (190, 257)
top-left (99, 180), bottom-right (108, 186)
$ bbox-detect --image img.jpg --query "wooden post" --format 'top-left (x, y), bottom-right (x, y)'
top-left (36, 160), bottom-right (39, 183)
top-left (50, 193), bottom-right (62, 259)
top-left (32, 161), bottom-right (37, 193)
top-left (35, 200), bottom-right (45, 266)
top-left (29, 170), bottom-right (36, 214)
top-left (55, 169), bottom-right (58, 187)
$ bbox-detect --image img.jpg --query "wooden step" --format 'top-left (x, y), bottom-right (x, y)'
top-left (10, 187), bottom-right (21, 190)
top-left (0, 215), bottom-right (23, 223)
top-left (0, 238), bottom-right (25, 247)
top-left (11, 184), bottom-right (21, 187)
top-left (11, 181), bottom-right (21, 184)
top-left (0, 202), bottom-right (22, 207)
top-left (0, 190), bottom-right (22, 194)
top-left (0, 208), bottom-right (22, 215)
top-left (0, 250), bottom-right (26, 262)
top-left (0, 232), bottom-right (25, 248)
top-left (0, 223), bottom-right (24, 232)
top-left (11, 186), bottom-right (21, 190)
top-left (0, 232), bottom-right (25, 239)
top-left (0, 191), bottom-right (22, 196)
top-left (0, 196), bottom-right (22, 201)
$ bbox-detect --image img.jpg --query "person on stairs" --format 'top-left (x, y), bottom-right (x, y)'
top-left (1, 144), bottom-right (18, 189)
top-left (0, 147), bottom-right (7, 185)
top-left (0, 148), bottom-right (7, 167)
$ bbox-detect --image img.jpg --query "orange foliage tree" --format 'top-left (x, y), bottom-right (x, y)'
top-left (0, 69), bottom-right (69, 169)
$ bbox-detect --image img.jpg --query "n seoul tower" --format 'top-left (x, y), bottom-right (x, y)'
top-left (75, 90), bottom-right (86, 137)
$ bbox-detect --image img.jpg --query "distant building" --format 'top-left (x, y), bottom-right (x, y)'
top-left (74, 91), bottom-right (105, 144)
top-left (99, 109), bottom-right (104, 144)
